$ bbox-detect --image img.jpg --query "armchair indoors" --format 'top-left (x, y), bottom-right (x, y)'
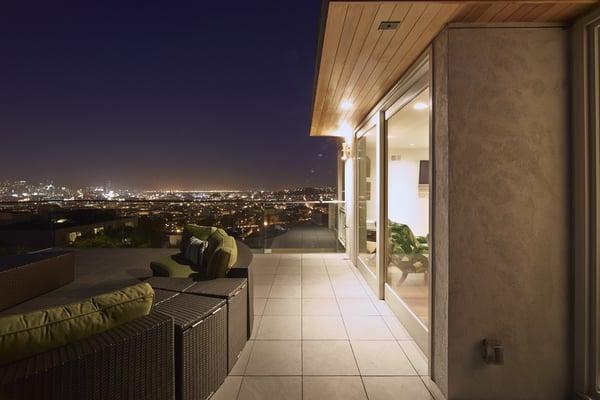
top-left (388, 221), bottom-right (429, 286)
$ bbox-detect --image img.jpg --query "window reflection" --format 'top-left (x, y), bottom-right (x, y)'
top-left (385, 88), bottom-right (430, 326)
top-left (357, 126), bottom-right (377, 275)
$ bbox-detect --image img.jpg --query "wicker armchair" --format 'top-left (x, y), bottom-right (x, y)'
top-left (0, 312), bottom-right (175, 400)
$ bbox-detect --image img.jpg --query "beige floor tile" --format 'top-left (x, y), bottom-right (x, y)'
top-left (343, 316), bottom-right (394, 340)
top-left (253, 284), bottom-right (272, 298)
top-left (383, 316), bottom-right (411, 340)
top-left (252, 274), bottom-right (275, 285)
top-left (303, 341), bottom-right (359, 375)
top-left (302, 284), bottom-right (335, 298)
top-left (230, 340), bottom-right (254, 375)
top-left (238, 376), bottom-right (301, 400)
top-left (302, 298), bottom-right (340, 316)
top-left (273, 274), bottom-right (302, 285)
top-left (399, 340), bottom-right (428, 375)
top-left (302, 275), bottom-right (330, 284)
top-left (420, 375), bottom-right (446, 400)
top-left (363, 377), bottom-right (433, 400)
top-left (245, 340), bottom-right (302, 375)
top-left (277, 265), bottom-right (302, 275)
top-left (351, 341), bottom-right (417, 376)
top-left (302, 262), bottom-right (326, 269)
top-left (263, 299), bottom-right (302, 316)
top-left (253, 265), bottom-right (278, 275)
top-left (302, 265), bottom-right (328, 275)
top-left (372, 300), bottom-right (396, 316)
top-left (337, 298), bottom-right (379, 316)
top-left (302, 377), bottom-right (367, 400)
top-left (212, 376), bottom-right (243, 400)
top-left (332, 284), bottom-right (368, 298)
top-left (253, 298), bottom-right (267, 315)
top-left (302, 316), bottom-right (348, 340)
top-left (256, 316), bottom-right (301, 339)
top-left (250, 316), bottom-right (262, 339)
top-left (269, 284), bottom-right (301, 298)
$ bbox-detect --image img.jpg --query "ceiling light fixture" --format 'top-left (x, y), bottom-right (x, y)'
top-left (340, 99), bottom-right (353, 111)
top-left (379, 21), bottom-right (400, 31)
top-left (413, 102), bottom-right (428, 110)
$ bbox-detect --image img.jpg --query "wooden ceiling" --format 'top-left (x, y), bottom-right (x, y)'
top-left (310, 1), bottom-right (598, 136)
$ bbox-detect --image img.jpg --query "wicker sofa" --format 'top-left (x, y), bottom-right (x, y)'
top-left (150, 225), bottom-right (238, 279)
top-left (0, 311), bottom-right (175, 400)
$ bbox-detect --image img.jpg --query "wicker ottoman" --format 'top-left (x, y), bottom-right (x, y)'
top-left (185, 278), bottom-right (248, 372)
top-left (153, 293), bottom-right (227, 400)
top-left (153, 288), bottom-right (179, 305)
top-left (145, 276), bottom-right (196, 293)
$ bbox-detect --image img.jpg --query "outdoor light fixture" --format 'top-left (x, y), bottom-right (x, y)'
top-left (414, 102), bottom-right (428, 110)
top-left (341, 142), bottom-right (351, 161)
top-left (340, 99), bottom-right (353, 110)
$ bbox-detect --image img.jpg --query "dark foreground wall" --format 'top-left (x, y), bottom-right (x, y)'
top-left (432, 25), bottom-right (570, 399)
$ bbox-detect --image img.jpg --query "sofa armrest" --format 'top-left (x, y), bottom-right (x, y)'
top-left (0, 312), bottom-right (175, 400)
top-left (228, 241), bottom-right (254, 338)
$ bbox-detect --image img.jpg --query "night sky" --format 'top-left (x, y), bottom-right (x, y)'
top-left (0, 1), bottom-right (337, 190)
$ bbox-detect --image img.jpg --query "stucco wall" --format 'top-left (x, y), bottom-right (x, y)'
top-left (433, 25), bottom-right (570, 399)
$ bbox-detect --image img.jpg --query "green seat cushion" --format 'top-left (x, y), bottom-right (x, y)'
top-left (180, 225), bottom-right (218, 252)
top-left (150, 254), bottom-right (195, 278)
top-left (0, 283), bottom-right (154, 366)
top-left (206, 234), bottom-right (238, 278)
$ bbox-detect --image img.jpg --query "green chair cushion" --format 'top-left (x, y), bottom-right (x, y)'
top-left (150, 254), bottom-right (195, 278)
top-left (0, 283), bottom-right (154, 366)
top-left (204, 230), bottom-right (237, 278)
top-left (152, 226), bottom-right (238, 279)
top-left (180, 224), bottom-right (217, 252)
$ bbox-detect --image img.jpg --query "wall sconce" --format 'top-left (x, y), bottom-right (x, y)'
top-left (341, 142), bottom-right (351, 161)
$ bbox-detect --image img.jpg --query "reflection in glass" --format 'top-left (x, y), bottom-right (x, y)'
top-left (357, 126), bottom-right (378, 275)
top-left (385, 88), bottom-right (430, 326)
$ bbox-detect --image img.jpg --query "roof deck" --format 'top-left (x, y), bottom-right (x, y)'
top-left (2, 248), bottom-right (436, 400)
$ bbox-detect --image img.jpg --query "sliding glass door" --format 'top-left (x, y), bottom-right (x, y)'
top-left (356, 126), bottom-right (378, 276)
top-left (385, 87), bottom-right (430, 328)
top-left (350, 54), bottom-right (431, 352)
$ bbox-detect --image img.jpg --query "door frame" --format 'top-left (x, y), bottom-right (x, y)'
top-left (573, 5), bottom-right (600, 399)
top-left (350, 49), bottom-right (433, 355)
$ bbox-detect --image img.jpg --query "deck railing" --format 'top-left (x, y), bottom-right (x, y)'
top-left (0, 199), bottom-right (346, 254)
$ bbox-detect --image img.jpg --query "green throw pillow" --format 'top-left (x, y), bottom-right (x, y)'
top-left (0, 282), bottom-right (154, 366)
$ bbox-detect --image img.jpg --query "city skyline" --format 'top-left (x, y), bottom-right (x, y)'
top-left (0, 1), bottom-right (337, 190)
top-left (0, 178), bottom-right (338, 203)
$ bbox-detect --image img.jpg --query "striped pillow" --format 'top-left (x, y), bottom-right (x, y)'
top-left (184, 236), bottom-right (208, 267)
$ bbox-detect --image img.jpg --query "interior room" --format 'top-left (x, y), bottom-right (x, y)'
top-left (385, 88), bottom-right (430, 326)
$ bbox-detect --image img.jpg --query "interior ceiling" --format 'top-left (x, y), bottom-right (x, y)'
top-left (310, 0), bottom-right (598, 137)
top-left (387, 89), bottom-right (430, 149)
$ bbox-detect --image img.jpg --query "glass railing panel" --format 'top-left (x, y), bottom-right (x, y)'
top-left (0, 199), bottom-right (346, 254)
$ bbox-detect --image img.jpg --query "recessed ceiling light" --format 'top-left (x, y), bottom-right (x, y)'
top-left (409, 143), bottom-right (415, 147)
top-left (340, 99), bottom-right (353, 111)
top-left (413, 102), bottom-right (428, 110)
top-left (379, 21), bottom-right (400, 31)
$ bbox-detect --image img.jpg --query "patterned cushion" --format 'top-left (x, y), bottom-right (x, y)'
top-left (183, 236), bottom-right (208, 266)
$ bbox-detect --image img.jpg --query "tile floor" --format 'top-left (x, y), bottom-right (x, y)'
top-left (212, 253), bottom-right (438, 400)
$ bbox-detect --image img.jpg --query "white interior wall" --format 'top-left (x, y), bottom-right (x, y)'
top-left (387, 148), bottom-right (429, 236)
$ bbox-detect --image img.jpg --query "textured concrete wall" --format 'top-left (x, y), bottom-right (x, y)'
top-left (433, 26), bottom-right (570, 400)
top-left (432, 28), bottom-right (449, 398)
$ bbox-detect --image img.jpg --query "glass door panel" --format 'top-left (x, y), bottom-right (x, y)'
top-left (385, 88), bottom-right (430, 327)
top-left (357, 126), bottom-right (377, 275)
